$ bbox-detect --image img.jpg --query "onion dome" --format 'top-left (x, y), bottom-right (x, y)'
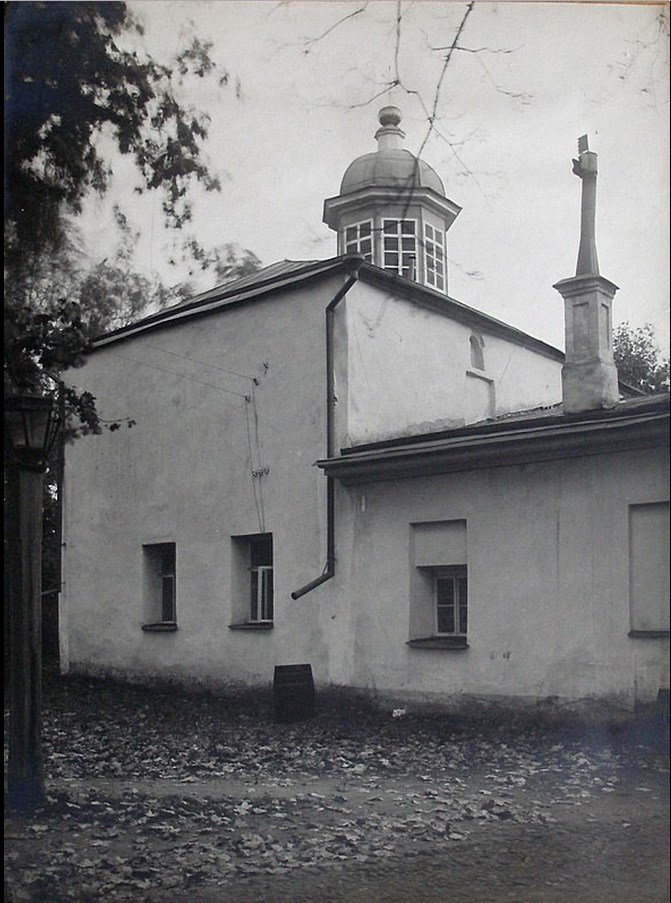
top-left (323, 107), bottom-right (461, 294)
top-left (340, 107), bottom-right (446, 197)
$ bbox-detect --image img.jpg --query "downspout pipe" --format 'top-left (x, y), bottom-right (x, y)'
top-left (291, 264), bottom-right (360, 599)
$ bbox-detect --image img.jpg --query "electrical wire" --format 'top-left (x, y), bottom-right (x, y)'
top-left (109, 352), bottom-right (251, 400)
top-left (145, 344), bottom-right (259, 383)
top-left (244, 395), bottom-right (264, 533)
top-left (109, 349), bottom-right (267, 531)
top-left (250, 385), bottom-right (267, 531)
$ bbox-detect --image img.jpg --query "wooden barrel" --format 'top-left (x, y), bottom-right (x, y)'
top-left (273, 664), bottom-right (315, 723)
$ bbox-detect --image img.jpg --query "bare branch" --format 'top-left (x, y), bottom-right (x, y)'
top-left (391, 1), bottom-right (432, 117)
top-left (335, 82), bottom-right (401, 110)
top-left (435, 44), bottom-right (516, 55)
top-left (470, 51), bottom-right (534, 105)
top-left (415, 0), bottom-right (475, 163)
top-left (450, 257), bottom-right (484, 281)
top-left (394, 1), bottom-right (403, 86)
top-left (300, 3), bottom-right (369, 56)
top-left (608, 6), bottom-right (669, 89)
top-left (430, 123), bottom-right (492, 206)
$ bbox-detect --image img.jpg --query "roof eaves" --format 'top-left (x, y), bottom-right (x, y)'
top-left (92, 257), bottom-right (359, 349)
top-left (172, 259), bottom-right (321, 310)
top-left (320, 396), bottom-right (669, 483)
top-left (339, 393), bottom-right (670, 456)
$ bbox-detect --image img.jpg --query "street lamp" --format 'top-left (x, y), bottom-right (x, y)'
top-left (5, 392), bottom-right (61, 812)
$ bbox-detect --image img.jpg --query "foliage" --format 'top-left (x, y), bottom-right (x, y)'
top-left (4, 0), bottom-right (228, 432)
top-left (613, 322), bottom-right (670, 395)
top-left (5, 1), bottom-right (224, 263)
top-left (180, 240), bottom-right (264, 286)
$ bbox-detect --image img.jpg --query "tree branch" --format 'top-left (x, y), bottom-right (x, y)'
top-left (300, 3), bottom-right (369, 56)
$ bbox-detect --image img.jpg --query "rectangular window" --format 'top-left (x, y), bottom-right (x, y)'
top-left (435, 567), bottom-right (468, 636)
top-left (383, 219), bottom-right (417, 278)
top-left (250, 534), bottom-right (274, 623)
top-left (629, 502), bottom-right (670, 635)
top-left (409, 520), bottom-right (468, 648)
top-left (142, 542), bottom-right (177, 630)
top-left (424, 223), bottom-right (446, 291)
top-left (230, 533), bottom-right (275, 628)
top-left (161, 570), bottom-right (176, 623)
top-left (344, 220), bottom-right (373, 261)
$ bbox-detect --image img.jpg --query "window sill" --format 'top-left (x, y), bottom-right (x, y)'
top-left (628, 629), bottom-right (670, 639)
top-left (142, 622), bottom-right (178, 633)
top-left (229, 622), bottom-right (274, 631)
top-left (407, 636), bottom-right (469, 650)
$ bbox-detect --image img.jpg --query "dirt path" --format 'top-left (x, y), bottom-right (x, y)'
top-left (5, 762), bottom-right (669, 902)
top-left (4, 674), bottom-right (669, 901)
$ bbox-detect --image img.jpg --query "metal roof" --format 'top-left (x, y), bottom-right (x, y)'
top-left (170, 259), bottom-right (321, 309)
top-left (318, 394), bottom-right (670, 484)
top-left (91, 256), bottom-right (562, 362)
top-left (340, 149), bottom-right (445, 197)
top-left (93, 257), bottom-right (342, 348)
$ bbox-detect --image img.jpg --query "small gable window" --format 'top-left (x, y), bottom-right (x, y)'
top-left (470, 334), bottom-right (485, 371)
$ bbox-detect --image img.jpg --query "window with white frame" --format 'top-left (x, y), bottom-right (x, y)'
top-left (435, 566), bottom-right (468, 636)
top-left (142, 542), bottom-right (177, 630)
top-left (230, 533), bottom-right (274, 628)
top-left (424, 223), bottom-right (446, 291)
top-left (382, 219), bottom-right (417, 279)
top-left (250, 534), bottom-right (274, 622)
top-left (344, 220), bottom-right (373, 261)
top-left (408, 520), bottom-right (468, 649)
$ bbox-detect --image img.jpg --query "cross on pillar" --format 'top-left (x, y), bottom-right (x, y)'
top-left (572, 134), bottom-right (600, 276)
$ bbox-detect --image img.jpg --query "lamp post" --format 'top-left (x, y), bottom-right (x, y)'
top-left (5, 393), bottom-right (61, 812)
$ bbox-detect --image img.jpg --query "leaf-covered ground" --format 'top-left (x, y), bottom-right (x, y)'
top-left (4, 672), bottom-right (670, 902)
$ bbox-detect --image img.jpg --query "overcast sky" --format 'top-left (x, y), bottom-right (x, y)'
top-left (84, 0), bottom-right (670, 353)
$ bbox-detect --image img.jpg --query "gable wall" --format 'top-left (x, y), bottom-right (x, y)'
top-left (336, 280), bottom-right (562, 447)
top-left (61, 274), bottom-right (349, 688)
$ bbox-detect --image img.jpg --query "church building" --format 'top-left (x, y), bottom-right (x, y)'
top-left (60, 109), bottom-right (669, 715)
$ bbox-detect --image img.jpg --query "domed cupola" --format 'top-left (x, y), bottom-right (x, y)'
top-left (323, 107), bottom-right (461, 294)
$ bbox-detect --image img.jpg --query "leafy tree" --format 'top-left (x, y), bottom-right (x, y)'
top-left (5, 1), bottom-right (224, 261)
top-left (613, 322), bottom-right (670, 395)
top-left (76, 237), bottom-right (264, 341)
top-left (74, 208), bottom-right (191, 337)
top-left (3, 3), bottom-right (263, 679)
top-left (180, 240), bottom-right (264, 286)
top-left (212, 245), bottom-right (263, 285)
top-left (4, 0), bottom-right (229, 431)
